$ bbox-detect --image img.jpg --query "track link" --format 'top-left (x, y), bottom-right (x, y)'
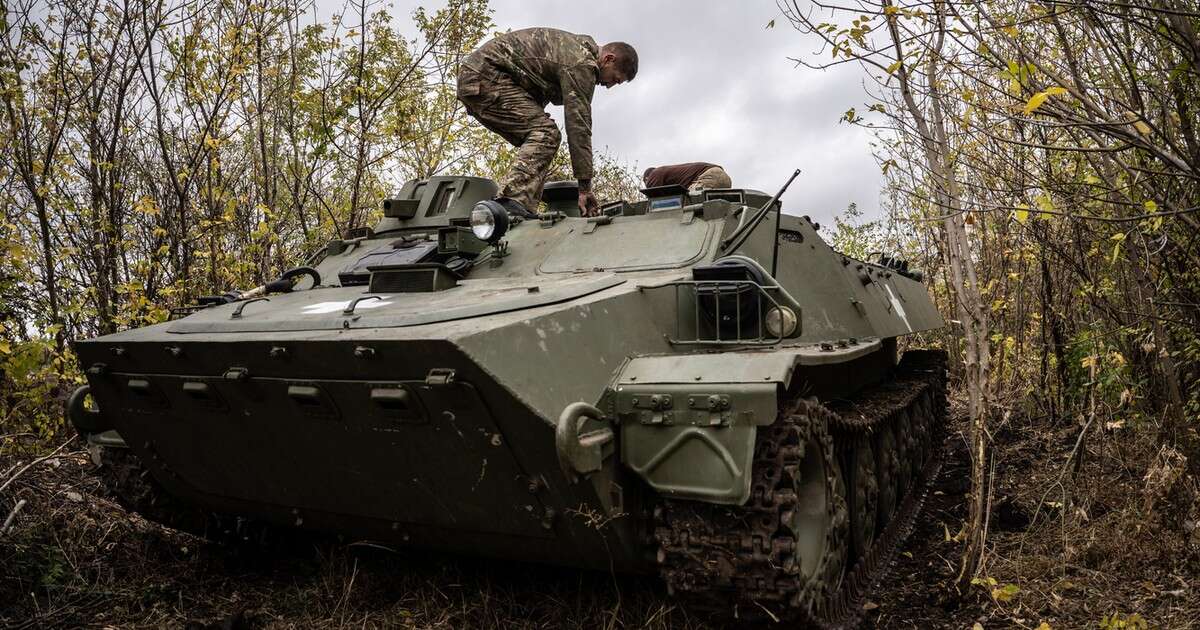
top-left (654, 350), bottom-right (948, 627)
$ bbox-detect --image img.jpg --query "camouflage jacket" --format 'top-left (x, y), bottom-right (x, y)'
top-left (464, 28), bottom-right (599, 180)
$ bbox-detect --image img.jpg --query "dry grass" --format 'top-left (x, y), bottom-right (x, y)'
top-left (3, 399), bottom-right (1198, 629)
top-left (870, 400), bottom-right (1200, 629)
top-left (0, 438), bottom-right (711, 629)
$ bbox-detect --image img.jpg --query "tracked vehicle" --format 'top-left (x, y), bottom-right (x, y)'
top-left (68, 172), bottom-right (946, 625)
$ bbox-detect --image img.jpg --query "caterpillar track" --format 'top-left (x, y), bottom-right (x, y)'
top-left (653, 350), bottom-right (948, 627)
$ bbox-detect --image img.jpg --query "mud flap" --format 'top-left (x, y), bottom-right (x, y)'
top-left (612, 379), bottom-right (778, 505)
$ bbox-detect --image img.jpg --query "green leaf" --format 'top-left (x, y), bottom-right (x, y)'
top-left (886, 60), bottom-right (902, 74)
top-left (1143, 200), bottom-right (1158, 212)
top-left (1014, 203), bottom-right (1029, 224)
top-left (766, 18), bottom-right (775, 29)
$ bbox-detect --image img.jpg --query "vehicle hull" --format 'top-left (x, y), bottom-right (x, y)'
top-left (77, 336), bottom-right (652, 572)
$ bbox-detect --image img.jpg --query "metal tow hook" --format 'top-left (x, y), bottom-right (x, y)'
top-left (555, 402), bottom-right (614, 484)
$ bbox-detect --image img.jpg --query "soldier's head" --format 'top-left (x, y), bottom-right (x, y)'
top-left (598, 42), bottom-right (638, 88)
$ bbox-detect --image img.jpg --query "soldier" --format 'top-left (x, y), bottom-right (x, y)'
top-left (642, 162), bottom-right (732, 192)
top-left (457, 28), bottom-right (638, 218)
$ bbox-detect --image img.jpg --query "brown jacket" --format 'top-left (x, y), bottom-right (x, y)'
top-left (643, 163), bottom-right (719, 188)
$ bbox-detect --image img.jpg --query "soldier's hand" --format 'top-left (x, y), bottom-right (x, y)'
top-left (578, 190), bottom-right (600, 217)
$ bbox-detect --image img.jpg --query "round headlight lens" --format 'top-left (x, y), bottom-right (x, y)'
top-left (470, 200), bottom-right (510, 243)
top-left (471, 206), bottom-right (496, 240)
top-left (764, 306), bottom-right (798, 338)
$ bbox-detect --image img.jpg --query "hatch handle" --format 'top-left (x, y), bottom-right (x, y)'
top-left (343, 295), bottom-right (382, 315)
top-left (556, 402), bottom-right (614, 483)
top-left (231, 297), bottom-right (270, 319)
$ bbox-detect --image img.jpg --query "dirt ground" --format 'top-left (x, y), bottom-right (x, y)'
top-left (2, 407), bottom-right (1198, 629)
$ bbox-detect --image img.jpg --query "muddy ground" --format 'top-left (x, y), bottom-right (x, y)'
top-left (2, 407), bottom-right (1197, 629)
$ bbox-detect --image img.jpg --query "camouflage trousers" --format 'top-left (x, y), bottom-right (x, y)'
top-left (457, 66), bottom-right (561, 212)
top-left (689, 166), bottom-right (732, 192)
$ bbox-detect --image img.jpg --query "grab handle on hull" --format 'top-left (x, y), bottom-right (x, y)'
top-left (555, 402), bottom-right (614, 483)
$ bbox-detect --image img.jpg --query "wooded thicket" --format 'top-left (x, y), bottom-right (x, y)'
top-left (2, 0), bottom-right (1199, 622)
top-left (787, 0), bottom-right (1200, 605)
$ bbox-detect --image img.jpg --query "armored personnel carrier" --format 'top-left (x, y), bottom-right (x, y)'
top-left (68, 172), bottom-right (946, 625)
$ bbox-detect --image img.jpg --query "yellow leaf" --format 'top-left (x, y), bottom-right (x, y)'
top-left (1133, 120), bottom-right (1151, 135)
top-left (1144, 200), bottom-right (1158, 212)
top-left (1023, 91), bottom-right (1049, 115)
top-left (0, 341), bottom-right (11, 355)
top-left (1045, 86), bottom-right (1068, 96)
top-left (886, 60), bottom-right (902, 74)
top-left (1036, 623), bottom-right (1052, 630)
top-left (1014, 206), bottom-right (1029, 224)
top-left (992, 583), bottom-right (1020, 602)
top-left (973, 623), bottom-right (985, 630)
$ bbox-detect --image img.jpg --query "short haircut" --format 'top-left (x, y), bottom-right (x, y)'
top-left (604, 42), bottom-right (638, 79)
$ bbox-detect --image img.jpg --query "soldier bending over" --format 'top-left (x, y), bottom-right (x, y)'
top-left (457, 28), bottom-right (638, 217)
top-left (643, 162), bottom-right (732, 192)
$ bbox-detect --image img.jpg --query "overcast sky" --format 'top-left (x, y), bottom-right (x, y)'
top-left (322, 0), bottom-right (882, 224)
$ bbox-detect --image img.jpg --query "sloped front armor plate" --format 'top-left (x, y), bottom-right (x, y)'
top-left (90, 372), bottom-right (551, 537)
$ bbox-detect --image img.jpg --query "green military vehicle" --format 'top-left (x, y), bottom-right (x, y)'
top-left (68, 172), bottom-right (946, 625)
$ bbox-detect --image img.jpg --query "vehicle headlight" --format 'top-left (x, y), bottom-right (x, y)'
top-left (764, 306), bottom-right (798, 338)
top-left (470, 200), bottom-right (510, 244)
